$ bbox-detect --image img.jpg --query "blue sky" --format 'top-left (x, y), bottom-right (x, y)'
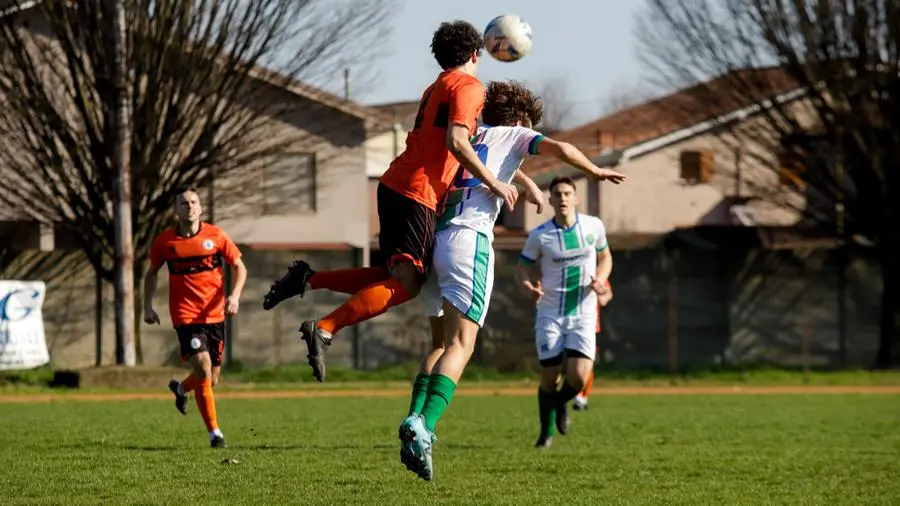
top-left (353, 0), bottom-right (646, 128)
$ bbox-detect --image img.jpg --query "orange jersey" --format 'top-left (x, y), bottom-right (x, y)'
top-left (379, 70), bottom-right (485, 210)
top-left (149, 223), bottom-right (242, 326)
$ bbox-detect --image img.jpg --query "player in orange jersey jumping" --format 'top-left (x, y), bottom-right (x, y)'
top-left (144, 187), bottom-right (248, 448)
top-left (573, 281), bottom-right (612, 411)
top-left (261, 20), bottom-right (521, 383)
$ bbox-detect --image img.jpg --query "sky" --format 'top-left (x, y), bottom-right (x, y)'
top-left (351, 0), bottom-right (646, 129)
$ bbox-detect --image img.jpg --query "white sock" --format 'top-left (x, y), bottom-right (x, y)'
top-left (575, 395), bottom-right (587, 405)
top-left (209, 429), bottom-right (224, 440)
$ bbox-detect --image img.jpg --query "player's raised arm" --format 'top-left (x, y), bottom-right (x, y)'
top-left (536, 137), bottom-right (627, 184)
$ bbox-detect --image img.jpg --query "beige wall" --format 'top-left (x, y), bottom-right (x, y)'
top-left (365, 127), bottom-right (405, 178)
top-left (214, 86), bottom-right (373, 249)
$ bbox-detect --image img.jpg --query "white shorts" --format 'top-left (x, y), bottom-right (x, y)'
top-left (534, 313), bottom-right (597, 362)
top-left (423, 226), bottom-right (495, 327)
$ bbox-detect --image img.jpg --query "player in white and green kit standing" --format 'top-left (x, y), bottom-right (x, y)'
top-left (399, 81), bottom-right (626, 480)
top-left (516, 175), bottom-right (614, 448)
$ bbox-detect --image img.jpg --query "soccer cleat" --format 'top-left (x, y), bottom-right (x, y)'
top-left (534, 435), bottom-right (553, 449)
top-left (299, 320), bottom-right (331, 382)
top-left (556, 401), bottom-right (571, 436)
top-left (210, 435), bottom-right (227, 448)
top-left (263, 260), bottom-right (315, 310)
top-left (168, 380), bottom-right (188, 415)
top-left (399, 415), bottom-right (435, 481)
top-left (573, 396), bottom-right (589, 411)
top-left (398, 415), bottom-right (418, 474)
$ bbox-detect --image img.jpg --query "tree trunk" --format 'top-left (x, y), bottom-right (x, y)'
top-left (876, 241), bottom-right (900, 369)
top-left (133, 258), bottom-right (146, 365)
top-left (107, 0), bottom-right (136, 366)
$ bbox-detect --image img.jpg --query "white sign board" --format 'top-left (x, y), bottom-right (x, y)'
top-left (0, 280), bottom-right (50, 371)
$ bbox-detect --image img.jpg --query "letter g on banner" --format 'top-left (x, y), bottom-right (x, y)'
top-left (0, 288), bottom-right (42, 323)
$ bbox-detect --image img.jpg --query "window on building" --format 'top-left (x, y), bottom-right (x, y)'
top-left (680, 150), bottom-right (716, 183)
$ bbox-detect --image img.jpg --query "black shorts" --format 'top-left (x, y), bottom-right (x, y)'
top-left (377, 183), bottom-right (436, 277)
top-left (176, 323), bottom-right (225, 366)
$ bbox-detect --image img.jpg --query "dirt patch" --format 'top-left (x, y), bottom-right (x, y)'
top-left (2, 385), bottom-right (898, 403)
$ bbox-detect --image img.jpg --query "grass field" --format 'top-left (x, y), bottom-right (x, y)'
top-left (2, 387), bottom-right (899, 505)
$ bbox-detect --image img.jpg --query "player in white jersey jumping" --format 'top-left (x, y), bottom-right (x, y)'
top-left (399, 81), bottom-right (626, 480)
top-left (516, 175), bottom-right (614, 448)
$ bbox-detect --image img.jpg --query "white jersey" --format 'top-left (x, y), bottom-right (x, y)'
top-left (519, 214), bottom-right (609, 319)
top-left (436, 125), bottom-right (544, 238)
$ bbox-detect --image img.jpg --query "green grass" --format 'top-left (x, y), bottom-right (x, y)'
top-left (2, 392), bottom-right (898, 505)
top-left (3, 364), bottom-right (900, 395)
top-left (225, 363), bottom-right (900, 387)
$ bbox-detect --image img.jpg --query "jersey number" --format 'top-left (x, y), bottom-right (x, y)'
top-left (413, 87), bottom-right (450, 130)
top-left (452, 143), bottom-right (489, 188)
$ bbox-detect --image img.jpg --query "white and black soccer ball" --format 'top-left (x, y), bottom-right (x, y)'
top-left (483, 14), bottom-right (533, 62)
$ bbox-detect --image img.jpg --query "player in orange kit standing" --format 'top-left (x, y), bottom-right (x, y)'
top-left (261, 20), bottom-right (519, 383)
top-left (144, 186), bottom-right (248, 448)
top-left (573, 281), bottom-right (612, 411)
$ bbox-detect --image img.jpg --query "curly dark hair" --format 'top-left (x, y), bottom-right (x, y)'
top-left (430, 21), bottom-right (484, 70)
top-left (481, 80), bottom-right (544, 128)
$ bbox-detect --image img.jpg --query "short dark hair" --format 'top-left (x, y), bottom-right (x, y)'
top-left (430, 21), bottom-right (484, 70)
top-left (174, 185), bottom-right (200, 200)
top-left (482, 80), bottom-right (544, 127)
top-left (549, 176), bottom-right (576, 193)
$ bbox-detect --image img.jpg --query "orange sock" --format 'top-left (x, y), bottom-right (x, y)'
top-left (181, 373), bottom-right (198, 393)
top-left (308, 267), bottom-right (391, 295)
top-left (194, 379), bottom-right (219, 432)
top-left (317, 277), bottom-right (414, 335)
top-left (581, 369), bottom-right (595, 398)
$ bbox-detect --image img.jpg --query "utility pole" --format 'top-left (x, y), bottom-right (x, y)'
top-left (107, 0), bottom-right (136, 366)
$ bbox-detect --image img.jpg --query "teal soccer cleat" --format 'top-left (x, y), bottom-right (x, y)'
top-left (398, 415), bottom-right (435, 481)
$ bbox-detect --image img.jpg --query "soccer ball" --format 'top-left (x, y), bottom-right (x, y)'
top-left (483, 14), bottom-right (533, 62)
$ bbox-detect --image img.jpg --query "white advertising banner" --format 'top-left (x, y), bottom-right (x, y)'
top-left (0, 280), bottom-right (50, 371)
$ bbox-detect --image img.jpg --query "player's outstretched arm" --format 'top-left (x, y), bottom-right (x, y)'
top-left (514, 169), bottom-right (544, 213)
top-left (536, 137), bottom-right (627, 184)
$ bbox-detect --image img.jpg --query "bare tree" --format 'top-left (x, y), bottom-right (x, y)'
top-left (597, 77), bottom-right (657, 116)
top-left (0, 0), bottom-right (393, 364)
top-left (638, 0), bottom-right (900, 368)
top-left (531, 74), bottom-right (577, 134)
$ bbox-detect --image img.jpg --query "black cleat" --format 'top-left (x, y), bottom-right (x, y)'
top-left (168, 380), bottom-right (188, 415)
top-left (299, 320), bottom-right (331, 382)
top-left (210, 435), bottom-right (227, 448)
top-left (263, 260), bottom-right (315, 310)
top-left (556, 402), bottom-right (571, 436)
top-left (535, 435), bottom-right (553, 449)
top-left (573, 400), bottom-right (588, 411)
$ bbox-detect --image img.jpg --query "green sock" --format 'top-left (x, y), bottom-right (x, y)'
top-left (407, 373), bottom-right (431, 416)
top-left (420, 374), bottom-right (457, 432)
top-left (538, 388), bottom-right (557, 437)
